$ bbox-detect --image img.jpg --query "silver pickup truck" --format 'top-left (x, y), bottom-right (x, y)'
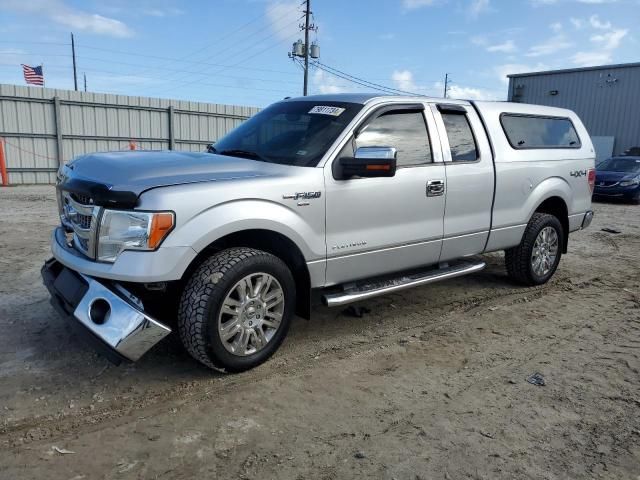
top-left (42, 93), bottom-right (595, 372)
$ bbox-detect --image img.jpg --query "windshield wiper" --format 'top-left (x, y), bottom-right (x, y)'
top-left (218, 149), bottom-right (266, 161)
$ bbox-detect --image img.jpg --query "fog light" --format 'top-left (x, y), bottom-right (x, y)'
top-left (89, 298), bottom-right (111, 325)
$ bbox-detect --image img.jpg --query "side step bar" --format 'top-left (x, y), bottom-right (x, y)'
top-left (322, 260), bottom-right (486, 307)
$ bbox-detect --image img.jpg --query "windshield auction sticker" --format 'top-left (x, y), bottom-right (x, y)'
top-left (308, 106), bottom-right (346, 116)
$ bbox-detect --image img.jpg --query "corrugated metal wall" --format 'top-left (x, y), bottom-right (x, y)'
top-left (507, 63), bottom-right (640, 155)
top-left (0, 84), bottom-right (260, 184)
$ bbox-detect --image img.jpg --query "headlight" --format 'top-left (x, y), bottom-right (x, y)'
top-left (620, 176), bottom-right (640, 187)
top-left (97, 210), bottom-right (174, 262)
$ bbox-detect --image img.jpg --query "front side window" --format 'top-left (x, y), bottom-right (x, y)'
top-left (441, 113), bottom-right (478, 162)
top-left (355, 110), bottom-right (432, 167)
top-left (501, 114), bottom-right (581, 149)
top-left (211, 101), bottom-right (362, 167)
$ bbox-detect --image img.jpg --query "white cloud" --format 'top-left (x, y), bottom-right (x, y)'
top-left (392, 70), bottom-right (419, 92)
top-left (265, 1), bottom-right (302, 41)
top-left (379, 33), bottom-right (396, 40)
top-left (487, 40), bottom-right (517, 53)
top-left (468, 0), bottom-right (490, 17)
top-left (53, 12), bottom-right (132, 37)
top-left (589, 15), bottom-right (612, 29)
top-left (402, 0), bottom-right (437, 8)
top-left (471, 35), bottom-right (488, 46)
top-left (570, 17), bottom-right (584, 29)
top-left (570, 16), bottom-right (627, 67)
top-left (141, 8), bottom-right (184, 17)
top-left (312, 69), bottom-right (349, 94)
top-left (591, 28), bottom-right (627, 49)
top-left (577, 0), bottom-right (618, 3)
top-left (571, 51), bottom-right (612, 65)
top-left (550, 22), bottom-right (563, 33)
top-left (447, 84), bottom-right (499, 100)
top-left (530, 0), bottom-right (558, 4)
top-left (526, 35), bottom-right (573, 56)
top-left (0, 0), bottom-right (133, 37)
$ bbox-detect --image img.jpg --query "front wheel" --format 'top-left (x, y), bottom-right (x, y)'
top-left (178, 247), bottom-right (295, 372)
top-left (505, 213), bottom-right (563, 286)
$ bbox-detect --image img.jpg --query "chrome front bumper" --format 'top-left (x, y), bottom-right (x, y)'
top-left (42, 259), bottom-right (171, 362)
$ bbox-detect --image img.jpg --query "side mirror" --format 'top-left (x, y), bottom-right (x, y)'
top-left (337, 146), bottom-right (397, 179)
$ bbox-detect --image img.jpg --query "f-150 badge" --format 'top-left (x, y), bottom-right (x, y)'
top-left (283, 192), bottom-right (322, 200)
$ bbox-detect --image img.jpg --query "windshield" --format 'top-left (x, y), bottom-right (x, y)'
top-left (210, 101), bottom-right (362, 167)
top-left (597, 157), bottom-right (640, 173)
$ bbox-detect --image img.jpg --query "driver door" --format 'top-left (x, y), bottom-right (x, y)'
top-left (323, 103), bottom-right (446, 286)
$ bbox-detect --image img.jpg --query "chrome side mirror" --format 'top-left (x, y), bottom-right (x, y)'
top-left (337, 146), bottom-right (397, 179)
top-left (354, 146), bottom-right (397, 160)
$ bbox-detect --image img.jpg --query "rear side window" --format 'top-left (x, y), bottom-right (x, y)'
top-left (441, 113), bottom-right (478, 162)
top-left (501, 114), bottom-right (581, 149)
top-left (356, 111), bottom-right (432, 167)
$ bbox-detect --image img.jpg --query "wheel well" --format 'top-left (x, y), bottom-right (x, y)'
top-left (534, 196), bottom-right (569, 253)
top-left (185, 229), bottom-right (311, 319)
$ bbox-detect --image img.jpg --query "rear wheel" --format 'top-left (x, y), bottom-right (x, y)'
top-left (178, 247), bottom-right (295, 372)
top-left (505, 213), bottom-right (563, 286)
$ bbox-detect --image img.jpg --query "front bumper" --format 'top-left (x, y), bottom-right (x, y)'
top-left (41, 258), bottom-right (171, 362)
top-left (594, 184), bottom-right (640, 199)
top-left (51, 226), bottom-right (197, 283)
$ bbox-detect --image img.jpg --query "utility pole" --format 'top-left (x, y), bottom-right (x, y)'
top-left (443, 73), bottom-right (450, 98)
top-left (288, 1), bottom-right (319, 96)
top-left (303, 0), bottom-right (311, 96)
top-left (71, 33), bottom-right (78, 91)
top-left (83, 73), bottom-right (87, 92)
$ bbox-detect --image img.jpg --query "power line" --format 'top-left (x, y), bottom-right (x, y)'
top-left (0, 41), bottom-right (70, 46)
top-left (74, 56), bottom-right (301, 86)
top-left (136, 13), bottom-right (289, 85)
top-left (313, 61), bottom-right (427, 96)
top-left (75, 44), bottom-right (297, 75)
top-left (311, 63), bottom-right (400, 95)
top-left (149, 17), bottom-right (304, 95)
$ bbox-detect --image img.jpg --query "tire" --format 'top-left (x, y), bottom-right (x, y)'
top-left (178, 247), bottom-right (295, 372)
top-left (505, 213), bottom-right (564, 286)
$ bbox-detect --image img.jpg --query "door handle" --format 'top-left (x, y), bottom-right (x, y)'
top-left (426, 179), bottom-right (445, 197)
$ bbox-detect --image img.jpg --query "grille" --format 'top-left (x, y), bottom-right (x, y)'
top-left (71, 192), bottom-right (93, 205)
top-left (58, 191), bottom-right (99, 259)
top-left (76, 213), bottom-right (92, 229)
top-left (597, 180), bottom-right (619, 188)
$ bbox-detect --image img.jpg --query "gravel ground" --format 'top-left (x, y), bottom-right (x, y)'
top-left (0, 185), bottom-right (638, 480)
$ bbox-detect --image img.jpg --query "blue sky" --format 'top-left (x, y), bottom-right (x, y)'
top-left (0, 0), bottom-right (637, 107)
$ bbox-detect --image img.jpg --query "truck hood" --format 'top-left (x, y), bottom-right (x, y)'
top-left (58, 150), bottom-right (286, 208)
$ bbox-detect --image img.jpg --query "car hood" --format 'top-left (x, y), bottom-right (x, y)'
top-left (58, 150), bottom-right (288, 208)
top-left (595, 170), bottom-right (639, 182)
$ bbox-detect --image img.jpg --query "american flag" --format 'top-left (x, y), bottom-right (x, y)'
top-left (21, 64), bottom-right (44, 86)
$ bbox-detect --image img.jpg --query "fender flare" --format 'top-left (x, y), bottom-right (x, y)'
top-left (525, 176), bottom-right (572, 222)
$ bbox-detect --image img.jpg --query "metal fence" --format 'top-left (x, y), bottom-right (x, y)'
top-left (0, 84), bottom-right (260, 184)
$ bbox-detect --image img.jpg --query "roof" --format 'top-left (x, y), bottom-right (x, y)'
top-left (284, 93), bottom-right (383, 104)
top-left (507, 62), bottom-right (640, 79)
top-left (281, 92), bottom-right (462, 105)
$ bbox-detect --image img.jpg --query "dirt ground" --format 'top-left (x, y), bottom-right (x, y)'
top-left (0, 185), bottom-right (638, 480)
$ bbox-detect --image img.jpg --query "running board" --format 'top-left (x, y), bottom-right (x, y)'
top-left (321, 260), bottom-right (486, 307)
